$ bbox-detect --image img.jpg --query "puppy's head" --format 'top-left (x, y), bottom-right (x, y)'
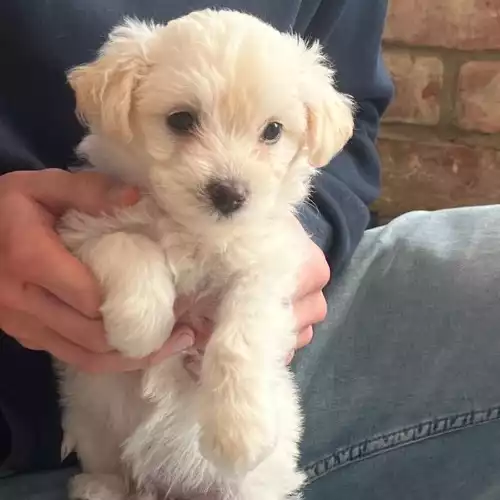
top-left (68, 10), bottom-right (354, 231)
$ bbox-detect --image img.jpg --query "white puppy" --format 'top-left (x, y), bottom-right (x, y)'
top-left (57, 9), bottom-right (354, 500)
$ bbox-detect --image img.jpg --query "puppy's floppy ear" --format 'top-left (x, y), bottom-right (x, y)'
top-left (67, 19), bottom-right (157, 141)
top-left (300, 41), bottom-right (355, 167)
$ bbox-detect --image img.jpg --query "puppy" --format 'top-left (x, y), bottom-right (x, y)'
top-left (57, 9), bottom-right (354, 500)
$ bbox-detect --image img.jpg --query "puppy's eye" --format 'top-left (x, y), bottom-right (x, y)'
top-left (260, 122), bottom-right (283, 144)
top-left (167, 111), bottom-right (198, 134)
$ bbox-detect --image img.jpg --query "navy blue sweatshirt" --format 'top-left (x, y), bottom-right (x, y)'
top-left (0, 0), bottom-right (393, 472)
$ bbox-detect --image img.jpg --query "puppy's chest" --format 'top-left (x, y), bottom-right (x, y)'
top-left (153, 218), bottom-right (292, 299)
top-left (156, 229), bottom-right (232, 297)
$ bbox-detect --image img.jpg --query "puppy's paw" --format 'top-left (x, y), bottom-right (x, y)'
top-left (82, 231), bottom-right (176, 359)
top-left (69, 473), bottom-right (126, 500)
top-left (199, 414), bottom-right (276, 477)
top-left (198, 353), bottom-right (277, 476)
top-left (132, 488), bottom-right (159, 500)
top-left (102, 290), bottom-right (175, 358)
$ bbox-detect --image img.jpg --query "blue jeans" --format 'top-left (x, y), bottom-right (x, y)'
top-left (3, 206), bottom-right (500, 499)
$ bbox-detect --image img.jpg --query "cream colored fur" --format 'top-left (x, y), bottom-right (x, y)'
top-left (57, 9), bottom-right (354, 500)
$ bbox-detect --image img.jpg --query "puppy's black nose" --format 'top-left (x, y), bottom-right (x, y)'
top-left (206, 179), bottom-right (248, 216)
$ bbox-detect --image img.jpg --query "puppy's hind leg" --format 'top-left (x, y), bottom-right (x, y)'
top-left (69, 474), bottom-right (127, 500)
top-left (68, 443), bottom-right (128, 500)
top-left (63, 400), bottom-right (129, 500)
top-left (70, 475), bottom-right (161, 500)
top-left (67, 441), bottom-right (127, 500)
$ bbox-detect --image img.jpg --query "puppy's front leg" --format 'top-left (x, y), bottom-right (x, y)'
top-left (78, 232), bottom-right (175, 358)
top-left (198, 274), bottom-right (296, 476)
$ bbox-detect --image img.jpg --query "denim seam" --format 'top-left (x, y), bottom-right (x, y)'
top-left (303, 405), bottom-right (500, 485)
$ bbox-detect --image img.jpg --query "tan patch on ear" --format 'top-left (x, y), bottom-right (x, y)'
top-left (306, 88), bottom-right (355, 167)
top-left (293, 37), bottom-right (355, 166)
top-left (68, 60), bottom-right (139, 141)
top-left (67, 19), bottom-right (157, 141)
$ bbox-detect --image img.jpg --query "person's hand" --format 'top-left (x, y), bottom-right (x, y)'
top-left (0, 169), bottom-right (195, 373)
top-left (288, 223), bottom-right (330, 362)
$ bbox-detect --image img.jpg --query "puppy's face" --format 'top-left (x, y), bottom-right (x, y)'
top-left (69, 10), bottom-right (354, 230)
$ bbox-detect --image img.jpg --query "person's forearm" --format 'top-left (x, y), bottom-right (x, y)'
top-left (310, 98), bottom-right (387, 270)
top-left (298, 0), bottom-right (393, 271)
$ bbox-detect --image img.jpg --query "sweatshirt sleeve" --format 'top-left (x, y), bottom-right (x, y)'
top-left (296, 0), bottom-right (394, 273)
top-left (0, 116), bottom-right (45, 175)
top-left (0, 116), bottom-right (68, 472)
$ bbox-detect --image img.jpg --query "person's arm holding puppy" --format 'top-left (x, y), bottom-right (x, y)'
top-left (297, 0), bottom-right (394, 271)
top-left (0, 168), bottom-right (198, 372)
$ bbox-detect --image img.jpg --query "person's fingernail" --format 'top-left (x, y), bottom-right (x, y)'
top-left (108, 185), bottom-right (139, 206)
top-left (150, 331), bottom-right (195, 365)
top-left (170, 331), bottom-right (195, 354)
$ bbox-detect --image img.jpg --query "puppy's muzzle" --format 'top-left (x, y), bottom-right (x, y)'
top-left (206, 179), bottom-right (248, 217)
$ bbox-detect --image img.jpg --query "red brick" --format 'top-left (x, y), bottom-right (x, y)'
top-left (384, 0), bottom-right (500, 51)
top-left (375, 139), bottom-right (500, 216)
top-left (457, 61), bottom-right (500, 134)
top-left (383, 52), bottom-right (443, 125)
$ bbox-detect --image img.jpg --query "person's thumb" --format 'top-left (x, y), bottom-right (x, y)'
top-left (17, 168), bottom-right (139, 216)
top-left (148, 327), bottom-right (196, 365)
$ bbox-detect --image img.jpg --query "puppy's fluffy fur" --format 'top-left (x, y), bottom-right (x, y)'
top-left (58, 9), bottom-right (354, 500)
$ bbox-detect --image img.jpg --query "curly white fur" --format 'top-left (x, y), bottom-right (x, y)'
top-left (57, 9), bottom-right (354, 500)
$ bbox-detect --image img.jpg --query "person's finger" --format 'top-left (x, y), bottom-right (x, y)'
top-left (172, 318), bottom-right (212, 348)
top-left (46, 336), bottom-right (147, 373)
top-left (78, 352), bottom-right (150, 374)
top-left (0, 307), bottom-right (93, 365)
top-left (16, 338), bottom-right (43, 351)
top-left (293, 291), bottom-right (327, 332)
top-left (23, 226), bottom-right (103, 318)
top-left (0, 194), bottom-right (103, 317)
top-left (173, 295), bottom-right (214, 344)
top-left (0, 306), bottom-right (153, 373)
top-left (295, 246), bottom-right (330, 299)
top-left (289, 217), bottom-right (331, 299)
top-left (148, 326), bottom-right (196, 365)
top-left (9, 169), bottom-right (139, 217)
top-left (286, 349), bottom-right (296, 365)
top-left (22, 284), bottom-right (111, 353)
top-left (296, 326), bottom-right (314, 350)
top-left (286, 327), bottom-right (314, 365)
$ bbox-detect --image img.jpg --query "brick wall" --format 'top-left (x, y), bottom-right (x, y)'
top-left (374, 0), bottom-right (500, 219)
